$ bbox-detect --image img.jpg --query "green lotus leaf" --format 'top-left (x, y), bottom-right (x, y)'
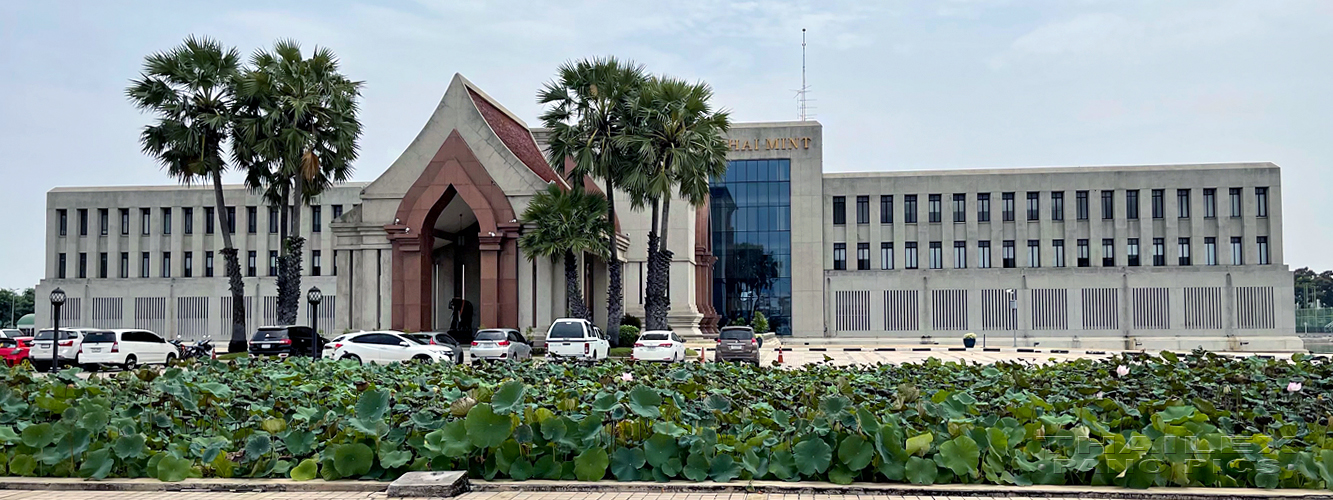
top-left (827, 465), bottom-right (855, 485)
top-left (704, 394), bottom-right (732, 412)
top-left (573, 447), bottom-right (608, 481)
top-left (741, 448), bottom-right (769, 478)
top-left (244, 433), bottom-right (272, 461)
top-left (934, 435), bottom-right (980, 477)
top-left (424, 420), bottom-right (472, 458)
top-left (379, 449), bottom-right (412, 469)
top-left (78, 448), bottom-right (114, 479)
top-left (628, 385), bottom-right (663, 418)
top-left (644, 433), bottom-right (679, 468)
top-left (610, 446), bottom-right (646, 481)
top-left (490, 381), bottom-right (527, 415)
top-left (905, 432), bottom-right (933, 457)
top-left (878, 454), bottom-right (906, 481)
top-left (838, 434), bottom-right (874, 471)
top-left (114, 434), bottom-right (147, 459)
top-left (333, 443), bottom-right (374, 477)
top-left (683, 451), bottom-right (709, 481)
top-left (465, 403), bottom-right (514, 449)
top-left (653, 421), bottom-right (687, 437)
top-left (794, 437), bottom-right (833, 476)
top-left (356, 388), bottom-right (390, 421)
top-left (513, 424), bottom-right (534, 444)
top-left (509, 457), bottom-right (534, 480)
top-left (592, 392), bottom-right (619, 413)
top-left (290, 458), bottom-right (319, 481)
top-left (709, 453), bottom-right (742, 482)
top-left (20, 423), bottom-right (55, 448)
top-left (156, 454), bottom-right (194, 482)
top-left (196, 382), bottom-right (232, 399)
top-left (820, 396), bottom-right (851, 415)
top-left (904, 456), bottom-right (937, 485)
top-left (282, 430), bottom-right (316, 456)
top-left (660, 456), bottom-right (683, 477)
top-left (769, 450), bottom-right (796, 481)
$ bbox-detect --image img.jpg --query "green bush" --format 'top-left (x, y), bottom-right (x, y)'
top-left (621, 315), bottom-right (642, 329)
top-left (728, 317), bottom-right (748, 327)
top-left (752, 311), bottom-right (769, 333)
top-left (619, 325), bottom-right (640, 347)
top-left (0, 351), bottom-right (1331, 489)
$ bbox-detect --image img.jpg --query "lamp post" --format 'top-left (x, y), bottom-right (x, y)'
top-left (49, 288), bottom-right (65, 373)
top-left (307, 287), bottom-right (322, 360)
top-left (1006, 288), bottom-right (1017, 348)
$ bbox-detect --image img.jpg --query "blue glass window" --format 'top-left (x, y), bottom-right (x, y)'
top-left (710, 159), bottom-right (793, 335)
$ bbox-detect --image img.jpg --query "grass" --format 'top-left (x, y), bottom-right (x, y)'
top-left (216, 352), bottom-right (248, 361)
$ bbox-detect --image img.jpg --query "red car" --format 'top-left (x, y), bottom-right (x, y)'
top-left (0, 337), bottom-right (33, 367)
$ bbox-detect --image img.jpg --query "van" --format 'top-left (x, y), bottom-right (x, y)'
top-left (544, 318), bottom-right (609, 361)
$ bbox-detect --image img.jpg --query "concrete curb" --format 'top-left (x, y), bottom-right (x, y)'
top-left (0, 477), bottom-right (387, 493)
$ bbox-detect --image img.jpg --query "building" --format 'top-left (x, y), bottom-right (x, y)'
top-left (35, 74), bottom-right (1299, 351)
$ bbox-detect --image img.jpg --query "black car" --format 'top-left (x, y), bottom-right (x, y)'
top-left (249, 326), bottom-right (326, 357)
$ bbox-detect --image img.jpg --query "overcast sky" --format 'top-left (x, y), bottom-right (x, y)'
top-left (2, 0), bottom-right (1331, 290)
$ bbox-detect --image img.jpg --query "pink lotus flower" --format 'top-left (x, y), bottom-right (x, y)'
top-left (1095, 392), bottom-right (1104, 399)
top-left (1115, 365), bottom-right (1130, 377)
top-left (621, 372), bottom-right (633, 382)
top-left (1287, 381), bottom-right (1302, 393)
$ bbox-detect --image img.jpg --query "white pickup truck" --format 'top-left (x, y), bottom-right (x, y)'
top-left (544, 318), bottom-right (609, 361)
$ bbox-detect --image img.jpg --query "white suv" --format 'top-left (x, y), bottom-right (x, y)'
top-left (78, 329), bottom-right (180, 370)
top-left (328, 331), bottom-right (456, 364)
top-left (30, 328), bottom-right (98, 369)
top-left (544, 318), bottom-right (609, 361)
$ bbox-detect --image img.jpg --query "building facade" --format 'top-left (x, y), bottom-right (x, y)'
top-left (34, 74), bottom-right (1299, 350)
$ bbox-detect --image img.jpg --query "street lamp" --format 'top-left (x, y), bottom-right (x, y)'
top-left (307, 286), bottom-right (322, 361)
top-left (49, 288), bottom-right (65, 373)
top-left (1006, 288), bottom-right (1017, 348)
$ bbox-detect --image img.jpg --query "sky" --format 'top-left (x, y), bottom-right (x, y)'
top-left (2, 0), bottom-right (1332, 290)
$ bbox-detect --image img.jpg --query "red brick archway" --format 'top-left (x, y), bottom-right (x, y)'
top-left (385, 130), bottom-right (520, 332)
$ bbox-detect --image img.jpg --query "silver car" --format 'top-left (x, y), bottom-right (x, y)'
top-left (470, 328), bottom-right (532, 362)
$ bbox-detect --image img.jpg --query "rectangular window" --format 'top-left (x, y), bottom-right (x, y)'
top-left (120, 209), bottom-right (130, 235)
top-left (1002, 192), bottom-right (1015, 221)
top-left (205, 207), bottom-right (215, 234)
top-left (1126, 190), bottom-right (1139, 219)
top-left (268, 250), bottom-right (279, 277)
top-left (1077, 239), bottom-right (1090, 267)
top-left (184, 251), bottom-right (193, 278)
top-left (1127, 238), bottom-right (1141, 267)
top-left (1257, 236), bottom-right (1270, 265)
top-left (1229, 188), bottom-right (1242, 217)
top-left (1203, 188), bottom-right (1216, 218)
top-left (1102, 238), bottom-right (1115, 267)
top-left (905, 242), bottom-right (918, 269)
top-left (1204, 237), bottom-right (1217, 266)
top-left (1053, 239), bottom-right (1066, 267)
top-left (161, 252), bottom-right (171, 278)
top-left (141, 208), bottom-right (151, 235)
top-left (1151, 189), bottom-right (1164, 219)
top-left (1177, 189), bottom-right (1190, 218)
top-left (952, 194), bottom-right (966, 223)
top-left (98, 252), bottom-right (107, 279)
top-left (332, 250), bottom-right (337, 276)
top-left (833, 243), bottom-right (847, 270)
top-left (312, 250), bottom-right (323, 276)
top-left (269, 206), bottom-right (279, 234)
top-left (1076, 190), bottom-right (1089, 220)
top-left (856, 243), bottom-right (870, 270)
top-left (1026, 192), bottom-right (1039, 221)
top-left (832, 196), bottom-right (846, 225)
top-left (141, 252), bottom-right (150, 278)
top-left (99, 209), bottom-right (108, 235)
top-left (1002, 240), bottom-right (1016, 268)
top-left (978, 241), bottom-right (992, 268)
top-left (205, 251), bottom-right (214, 278)
top-left (904, 195), bottom-right (918, 224)
top-left (119, 252), bottom-right (128, 278)
top-left (183, 207), bottom-right (193, 234)
top-left (1230, 237), bottom-right (1243, 265)
top-left (58, 252), bottom-right (66, 278)
top-left (311, 206), bottom-right (322, 232)
top-left (879, 195), bottom-right (893, 223)
top-left (953, 241), bottom-right (966, 269)
top-left (1102, 191), bottom-right (1114, 219)
top-left (78, 252), bottom-right (87, 278)
top-left (928, 194), bottom-right (942, 223)
top-left (1255, 187), bottom-right (1268, 217)
top-left (226, 207), bottom-right (236, 234)
top-left (977, 193), bottom-right (991, 222)
top-left (247, 206), bottom-right (258, 234)
top-left (58, 209), bottom-right (67, 236)
top-left (332, 204), bottom-right (343, 220)
top-left (1051, 191), bottom-right (1064, 221)
top-left (247, 250), bottom-right (257, 277)
top-left (880, 242), bottom-right (893, 270)
top-left (928, 241), bottom-right (942, 269)
top-left (855, 196), bottom-right (869, 224)
top-left (1027, 240), bottom-right (1040, 268)
top-left (78, 209), bottom-right (88, 236)
top-left (162, 208), bottom-right (172, 235)
top-left (1152, 238), bottom-right (1165, 266)
top-left (1178, 237), bottom-right (1191, 266)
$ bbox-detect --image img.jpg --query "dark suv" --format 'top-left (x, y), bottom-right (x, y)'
top-left (714, 326), bottom-right (762, 366)
top-left (249, 326), bottom-right (326, 358)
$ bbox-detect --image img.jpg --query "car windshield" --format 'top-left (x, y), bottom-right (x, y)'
top-left (251, 328), bottom-right (289, 341)
top-left (35, 329), bottom-right (77, 341)
top-left (0, 339), bottom-right (15, 348)
top-left (547, 322), bottom-right (585, 339)
top-left (83, 332), bottom-right (117, 343)
top-left (402, 335), bottom-right (427, 345)
top-left (639, 333), bottom-right (670, 341)
top-left (719, 329), bottom-right (753, 340)
top-left (433, 333), bottom-right (458, 344)
top-left (475, 330), bottom-right (507, 341)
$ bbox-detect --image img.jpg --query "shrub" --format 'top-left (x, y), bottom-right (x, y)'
top-left (752, 311), bottom-right (769, 333)
top-left (728, 316), bottom-right (748, 327)
top-left (618, 325), bottom-right (640, 347)
top-left (621, 315), bottom-right (642, 329)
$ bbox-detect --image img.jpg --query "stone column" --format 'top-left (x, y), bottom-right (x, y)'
top-left (478, 234), bottom-right (502, 330)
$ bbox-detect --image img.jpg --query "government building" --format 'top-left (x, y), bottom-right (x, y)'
top-left (36, 74), bottom-right (1299, 351)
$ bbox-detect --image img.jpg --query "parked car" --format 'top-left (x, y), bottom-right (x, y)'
top-left (30, 327), bottom-right (97, 369)
top-left (0, 329), bottom-right (21, 339)
top-left (632, 330), bottom-right (687, 362)
top-left (249, 325), bottom-right (326, 358)
top-left (78, 329), bottom-right (179, 370)
top-left (714, 326), bottom-right (761, 366)
top-left (544, 318), bottom-right (609, 361)
top-left (470, 328), bottom-right (532, 362)
top-left (328, 331), bottom-right (455, 364)
top-left (0, 337), bottom-right (33, 367)
top-left (425, 332), bottom-right (466, 364)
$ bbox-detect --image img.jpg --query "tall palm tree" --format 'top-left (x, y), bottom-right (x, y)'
top-left (538, 57), bottom-right (646, 344)
top-left (620, 77), bottom-right (731, 331)
top-left (126, 36), bottom-right (250, 353)
top-left (233, 40), bottom-right (363, 325)
top-left (518, 184), bottom-right (613, 321)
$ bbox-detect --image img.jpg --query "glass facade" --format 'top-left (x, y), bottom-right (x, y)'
top-left (711, 159), bottom-right (793, 335)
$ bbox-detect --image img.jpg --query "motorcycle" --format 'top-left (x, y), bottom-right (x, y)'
top-left (169, 336), bottom-right (215, 361)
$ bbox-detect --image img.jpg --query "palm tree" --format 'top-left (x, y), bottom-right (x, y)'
top-left (619, 77), bottom-right (731, 331)
top-left (537, 57), bottom-right (646, 344)
top-left (518, 184), bottom-right (613, 321)
top-left (126, 36), bottom-right (250, 353)
top-left (233, 40), bottom-right (363, 325)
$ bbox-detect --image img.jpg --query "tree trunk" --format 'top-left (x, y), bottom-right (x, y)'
top-left (644, 199), bottom-right (663, 330)
top-left (212, 169), bottom-right (247, 353)
top-left (648, 195), bottom-right (673, 331)
top-left (278, 175), bottom-right (305, 325)
top-left (605, 183), bottom-right (622, 346)
top-left (565, 251), bottom-right (590, 321)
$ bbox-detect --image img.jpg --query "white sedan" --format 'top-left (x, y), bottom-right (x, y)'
top-left (631, 330), bottom-right (687, 362)
top-left (328, 331), bottom-right (455, 364)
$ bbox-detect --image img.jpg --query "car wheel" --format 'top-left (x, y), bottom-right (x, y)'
top-left (166, 353), bottom-right (177, 365)
top-left (123, 355), bottom-right (138, 371)
top-left (342, 354), bottom-right (362, 364)
top-left (412, 355), bottom-right (433, 363)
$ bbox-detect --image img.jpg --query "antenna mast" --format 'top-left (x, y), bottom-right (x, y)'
top-left (796, 28), bottom-right (814, 121)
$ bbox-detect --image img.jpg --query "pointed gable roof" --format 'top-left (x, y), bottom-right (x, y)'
top-left (464, 85), bottom-right (569, 190)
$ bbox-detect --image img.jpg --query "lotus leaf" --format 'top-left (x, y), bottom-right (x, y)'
top-left (573, 447), bottom-right (608, 481)
top-left (332, 443), bottom-right (374, 477)
top-left (465, 404), bottom-right (514, 449)
top-left (794, 436), bottom-right (833, 475)
top-left (491, 381), bottom-right (527, 415)
top-left (610, 446), bottom-right (646, 481)
top-left (290, 458), bottom-right (318, 481)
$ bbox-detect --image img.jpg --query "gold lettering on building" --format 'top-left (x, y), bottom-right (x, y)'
top-left (728, 137), bottom-right (815, 151)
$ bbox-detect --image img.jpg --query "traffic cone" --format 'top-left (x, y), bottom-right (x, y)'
top-left (699, 345), bottom-right (706, 363)
top-left (776, 347), bottom-right (784, 365)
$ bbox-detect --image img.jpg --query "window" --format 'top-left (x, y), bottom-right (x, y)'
top-left (1257, 236), bottom-right (1270, 265)
top-left (879, 195), bottom-right (893, 223)
top-left (1051, 191), bottom-right (1064, 221)
top-left (1204, 237), bottom-right (1217, 266)
top-left (1126, 190), bottom-right (1139, 219)
top-left (1027, 240), bottom-right (1040, 268)
top-left (163, 208), bottom-right (173, 235)
top-left (205, 207), bottom-right (215, 234)
top-left (1127, 238), bottom-right (1141, 267)
top-left (119, 253), bottom-right (128, 278)
top-left (247, 206), bottom-right (258, 234)
top-left (1178, 238), bottom-right (1191, 266)
top-left (1102, 239), bottom-right (1115, 267)
top-left (1151, 189), bottom-right (1164, 219)
top-left (1002, 240), bottom-right (1015, 268)
top-left (952, 194), bottom-right (966, 223)
top-left (78, 209), bottom-right (88, 236)
top-left (58, 209), bottom-right (67, 236)
top-left (905, 242), bottom-right (918, 269)
top-left (183, 207), bottom-right (193, 234)
top-left (78, 253), bottom-right (87, 278)
top-left (226, 207), bottom-right (236, 234)
top-left (99, 209), bottom-right (108, 235)
top-left (856, 243), bottom-right (869, 270)
top-left (268, 251), bottom-right (279, 277)
top-left (1229, 188), bottom-right (1242, 217)
top-left (978, 193), bottom-right (991, 222)
top-left (313, 250), bottom-right (323, 276)
top-left (268, 206), bottom-right (279, 234)
top-left (880, 242), bottom-right (893, 270)
top-left (928, 194), bottom-right (941, 223)
top-left (205, 251), bottom-right (214, 278)
top-left (1053, 239), bottom-right (1066, 267)
top-left (1203, 189), bottom-right (1216, 218)
top-left (928, 242), bottom-right (942, 269)
top-left (58, 253), bottom-right (66, 278)
top-left (1256, 187), bottom-right (1268, 217)
top-left (1230, 237), bottom-right (1243, 265)
top-left (1026, 192), bottom-right (1039, 221)
top-left (1152, 238), bottom-right (1165, 266)
top-left (1076, 191), bottom-right (1089, 220)
top-left (332, 204), bottom-right (343, 220)
top-left (161, 252), bottom-right (171, 278)
top-left (855, 196), bottom-right (869, 224)
top-left (311, 206), bottom-right (322, 232)
top-left (184, 251), bottom-right (192, 278)
top-left (120, 209), bottom-right (130, 235)
top-left (978, 241), bottom-right (992, 268)
top-left (904, 195), bottom-right (918, 224)
top-left (247, 251), bottom-right (256, 277)
top-left (953, 241), bottom-right (966, 269)
top-left (1002, 192), bottom-right (1015, 221)
top-left (332, 250), bottom-right (337, 276)
top-left (1077, 239), bottom-right (1090, 267)
top-left (1101, 191), bottom-right (1114, 219)
top-left (98, 252), bottom-right (107, 278)
top-left (832, 196), bottom-right (846, 225)
top-left (141, 208), bottom-right (151, 235)
top-left (1177, 189), bottom-right (1190, 218)
top-left (140, 252), bottom-right (150, 278)
top-left (833, 243), bottom-right (846, 270)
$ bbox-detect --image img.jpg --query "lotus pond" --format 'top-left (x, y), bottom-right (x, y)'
top-left (1, 350), bottom-right (1332, 489)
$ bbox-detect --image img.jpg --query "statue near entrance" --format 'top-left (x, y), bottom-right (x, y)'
top-left (447, 296), bottom-right (474, 341)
